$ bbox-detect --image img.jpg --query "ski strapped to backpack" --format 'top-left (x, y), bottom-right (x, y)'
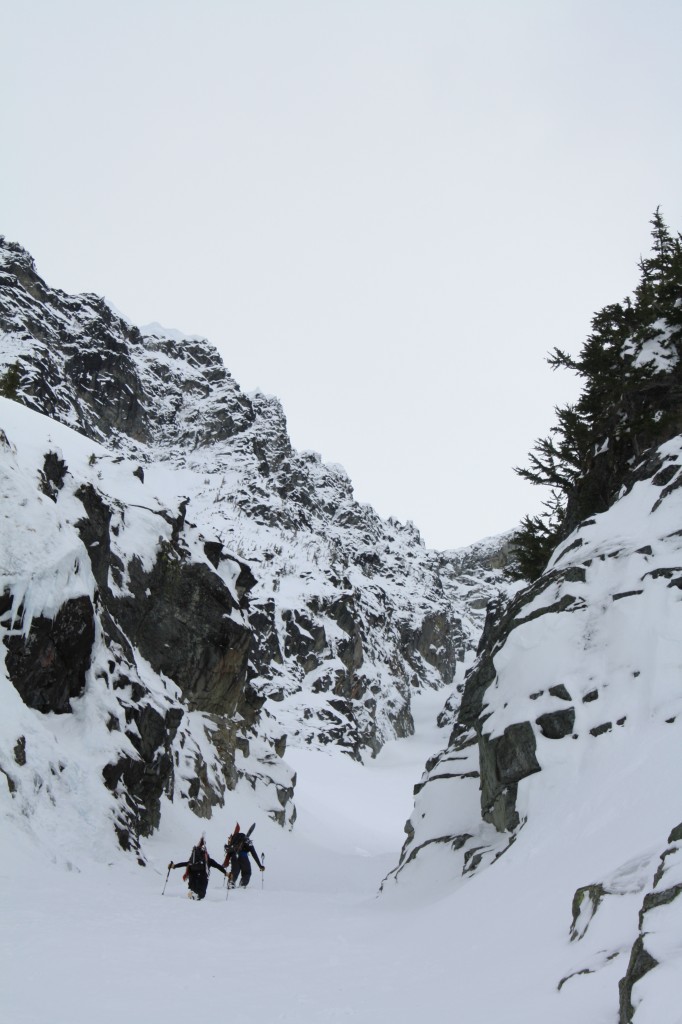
top-left (231, 822), bottom-right (255, 838)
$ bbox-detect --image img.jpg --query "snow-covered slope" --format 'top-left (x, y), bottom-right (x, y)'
top-left (387, 433), bottom-right (682, 1021)
top-left (0, 396), bottom-right (295, 857)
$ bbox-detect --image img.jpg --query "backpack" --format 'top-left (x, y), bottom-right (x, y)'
top-left (231, 832), bottom-right (247, 854)
top-left (188, 844), bottom-right (208, 875)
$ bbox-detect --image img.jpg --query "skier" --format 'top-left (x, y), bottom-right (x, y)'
top-left (168, 836), bottom-right (227, 900)
top-left (223, 824), bottom-right (264, 888)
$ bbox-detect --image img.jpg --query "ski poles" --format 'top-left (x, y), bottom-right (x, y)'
top-left (162, 863), bottom-right (172, 896)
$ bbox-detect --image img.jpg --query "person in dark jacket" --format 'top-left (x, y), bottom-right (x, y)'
top-left (223, 826), bottom-right (264, 888)
top-left (168, 837), bottom-right (227, 900)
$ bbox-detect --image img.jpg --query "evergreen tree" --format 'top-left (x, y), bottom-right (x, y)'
top-left (0, 361), bottom-right (21, 400)
top-left (513, 211), bottom-right (682, 581)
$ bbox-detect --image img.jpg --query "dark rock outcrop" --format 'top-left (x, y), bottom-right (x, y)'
top-left (536, 707), bottom-right (575, 739)
top-left (3, 595), bottom-right (95, 714)
top-left (478, 721), bottom-right (541, 831)
top-left (116, 548), bottom-right (254, 717)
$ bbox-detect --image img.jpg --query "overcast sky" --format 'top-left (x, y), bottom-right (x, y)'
top-left (2, 1), bottom-right (681, 549)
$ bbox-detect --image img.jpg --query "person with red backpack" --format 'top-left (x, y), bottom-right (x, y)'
top-left (223, 823), bottom-right (264, 888)
top-left (168, 836), bottom-right (227, 900)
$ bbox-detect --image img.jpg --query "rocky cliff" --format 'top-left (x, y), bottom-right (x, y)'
top-left (0, 236), bottom-right (514, 856)
top-left (384, 222), bottom-right (682, 1021)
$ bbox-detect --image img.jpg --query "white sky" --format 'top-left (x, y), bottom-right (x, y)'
top-left (1, 0), bottom-right (681, 549)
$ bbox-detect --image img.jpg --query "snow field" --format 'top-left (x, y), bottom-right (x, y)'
top-left (5, 675), bottom-right (680, 1024)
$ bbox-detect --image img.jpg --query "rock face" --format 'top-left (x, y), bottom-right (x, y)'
top-left (0, 235), bottom-right (516, 854)
top-left (384, 424), bottom-right (682, 1020)
top-left (618, 822), bottom-right (682, 1023)
top-left (0, 402), bottom-right (289, 855)
top-left (3, 595), bottom-right (95, 714)
top-left (389, 434), bottom-right (682, 882)
top-left (377, 226), bottom-right (682, 1019)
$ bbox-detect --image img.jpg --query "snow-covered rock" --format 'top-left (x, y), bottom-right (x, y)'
top-left (618, 822), bottom-right (682, 1023)
top-left (0, 235), bottom-right (516, 856)
top-left (0, 398), bottom-right (295, 858)
top-left (386, 430), bottom-right (682, 1019)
